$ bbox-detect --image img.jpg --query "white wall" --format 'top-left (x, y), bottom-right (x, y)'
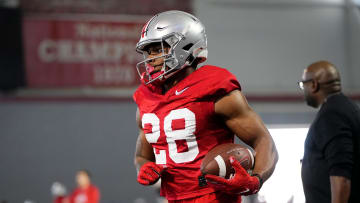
top-left (194, 0), bottom-right (352, 94)
top-left (347, 0), bottom-right (360, 90)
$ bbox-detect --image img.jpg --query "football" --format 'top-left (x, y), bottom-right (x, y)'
top-left (200, 143), bottom-right (255, 179)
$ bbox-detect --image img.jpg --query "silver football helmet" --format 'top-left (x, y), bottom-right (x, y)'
top-left (136, 10), bottom-right (208, 85)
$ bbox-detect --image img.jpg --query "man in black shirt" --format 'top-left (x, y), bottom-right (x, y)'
top-left (299, 61), bottom-right (360, 203)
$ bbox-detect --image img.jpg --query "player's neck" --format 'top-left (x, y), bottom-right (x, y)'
top-left (162, 66), bottom-right (195, 93)
top-left (79, 183), bottom-right (90, 190)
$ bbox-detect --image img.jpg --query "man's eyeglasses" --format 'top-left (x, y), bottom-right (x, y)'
top-left (297, 79), bottom-right (313, 90)
top-left (298, 79), bottom-right (340, 90)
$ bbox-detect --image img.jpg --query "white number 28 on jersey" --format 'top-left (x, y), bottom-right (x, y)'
top-left (142, 108), bottom-right (199, 164)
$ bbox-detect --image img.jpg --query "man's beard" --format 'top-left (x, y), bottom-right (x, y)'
top-left (305, 93), bottom-right (318, 108)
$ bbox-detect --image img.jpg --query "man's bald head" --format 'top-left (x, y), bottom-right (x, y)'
top-left (304, 60), bottom-right (341, 95)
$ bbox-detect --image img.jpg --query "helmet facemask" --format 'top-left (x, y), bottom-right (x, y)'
top-left (136, 33), bottom-right (191, 85)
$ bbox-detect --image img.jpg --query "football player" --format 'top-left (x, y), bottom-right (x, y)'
top-left (133, 10), bottom-right (278, 203)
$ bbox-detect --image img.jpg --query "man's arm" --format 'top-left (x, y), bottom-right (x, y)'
top-left (318, 107), bottom-right (354, 203)
top-left (330, 176), bottom-right (351, 203)
top-left (214, 90), bottom-right (278, 183)
top-left (134, 108), bottom-right (155, 172)
top-left (134, 108), bottom-right (164, 185)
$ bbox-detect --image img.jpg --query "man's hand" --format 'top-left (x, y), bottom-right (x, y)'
top-left (205, 156), bottom-right (260, 195)
top-left (137, 162), bottom-right (164, 185)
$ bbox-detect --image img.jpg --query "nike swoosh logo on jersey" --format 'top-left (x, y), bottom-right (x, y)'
top-left (175, 87), bottom-right (189, 95)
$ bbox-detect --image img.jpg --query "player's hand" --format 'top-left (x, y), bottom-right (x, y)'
top-left (205, 156), bottom-right (260, 195)
top-left (137, 162), bottom-right (164, 185)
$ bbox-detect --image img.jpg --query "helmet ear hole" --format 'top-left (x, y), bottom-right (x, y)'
top-left (183, 43), bottom-right (194, 51)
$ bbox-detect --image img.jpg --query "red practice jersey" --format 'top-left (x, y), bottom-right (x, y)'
top-left (133, 65), bottom-right (241, 200)
top-left (69, 184), bottom-right (100, 203)
top-left (54, 196), bottom-right (67, 203)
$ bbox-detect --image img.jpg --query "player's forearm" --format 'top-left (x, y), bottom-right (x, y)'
top-left (134, 156), bottom-right (153, 173)
top-left (252, 135), bottom-right (278, 183)
top-left (330, 176), bottom-right (351, 203)
top-left (134, 133), bottom-right (156, 172)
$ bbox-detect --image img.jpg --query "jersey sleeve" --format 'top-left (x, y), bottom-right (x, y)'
top-left (195, 65), bottom-right (241, 101)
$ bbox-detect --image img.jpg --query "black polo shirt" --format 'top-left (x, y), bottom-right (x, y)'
top-left (301, 93), bottom-right (360, 203)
